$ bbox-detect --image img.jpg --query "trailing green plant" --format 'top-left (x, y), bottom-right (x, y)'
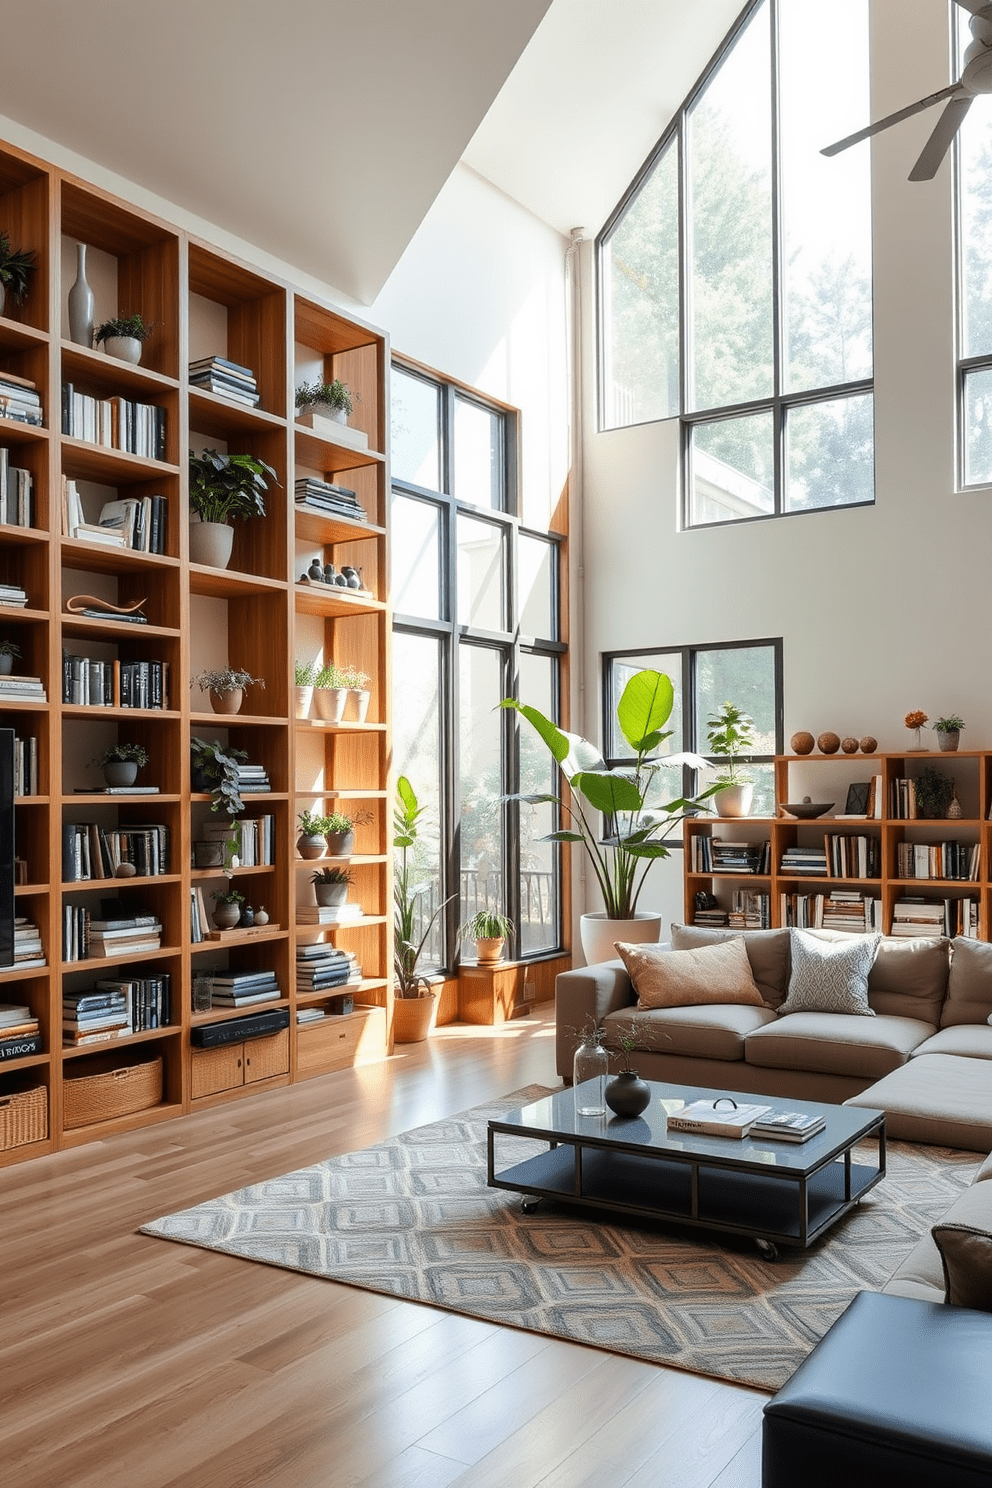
top-left (0, 640), bottom-right (22, 658)
top-left (188, 448), bottom-right (277, 525)
top-left (92, 742), bottom-right (149, 769)
top-left (394, 775), bottom-right (455, 998)
top-left (192, 667), bottom-right (264, 696)
top-left (463, 909), bottom-right (513, 941)
top-left (314, 662), bottom-right (348, 689)
top-left (93, 312), bottom-right (156, 345)
top-left (0, 232), bottom-right (35, 305)
top-left (295, 659), bottom-right (318, 686)
top-left (211, 886), bottom-right (245, 906)
top-left (934, 715), bottom-right (965, 734)
top-left (706, 701), bottom-right (756, 787)
top-left (309, 866), bottom-right (353, 885)
top-left (501, 670), bottom-right (715, 920)
top-left (295, 378), bottom-right (354, 415)
top-left (914, 766), bottom-right (955, 819)
top-left (190, 736), bottom-right (248, 817)
top-left (298, 809), bottom-right (333, 837)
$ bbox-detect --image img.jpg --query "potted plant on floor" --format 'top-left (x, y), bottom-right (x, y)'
top-left (210, 886), bottom-right (245, 930)
top-left (394, 775), bottom-right (454, 1042)
top-left (463, 909), bottom-right (513, 964)
top-left (502, 669), bottom-right (715, 965)
top-left (188, 448), bottom-right (277, 570)
top-left (310, 865), bottom-right (353, 908)
top-left (297, 809), bottom-right (332, 860)
top-left (92, 742), bottom-right (149, 789)
top-left (934, 714), bottom-right (965, 753)
top-left (0, 231), bottom-right (35, 316)
top-left (191, 666), bottom-right (264, 716)
top-left (706, 701), bottom-right (756, 818)
top-left (93, 312), bottom-right (156, 364)
top-left (295, 378), bottom-right (355, 426)
top-left (0, 640), bottom-right (21, 676)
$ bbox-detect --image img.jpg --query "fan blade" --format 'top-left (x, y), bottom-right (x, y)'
top-left (821, 83), bottom-right (963, 156)
top-left (909, 95), bottom-right (973, 180)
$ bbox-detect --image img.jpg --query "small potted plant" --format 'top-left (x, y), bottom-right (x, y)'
top-left (295, 378), bottom-right (355, 426)
top-left (463, 909), bottom-right (513, 964)
top-left (295, 659), bottom-right (317, 719)
top-left (188, 448), bottom-right (277, 570)
top-left (604, 1018), bottom-right (651, 1118)
top-left (313, 661), bottom-right (349, 723)
top-left (914, 765), bottom-right (955, 820)
top-left (310, 864), bottom-right (353, 908)
top-left (210, 885), bottom-right (245, 930)
top-left (706, 701), bottom-right (756, 817)
top-left (0, 231), bottom-right (35, 316)
top-left (191, 666), bottom-right (264, 717)
top-left (93, 742), bottom-right (150, 788)
top-left (934, 715), bottom-right (965, 753)
top-left (324, 809), bottom-right (367, 857)
top-left (0, 639), bottom-right (21, 676)
top-left (190, 736), bottom-right (248, 817)
top-left (297, 808), bottom-right (332, 860)
top-left (93, 312), bottom-right (156, 364)
top-left (341, 666), bottom-right (371, 722)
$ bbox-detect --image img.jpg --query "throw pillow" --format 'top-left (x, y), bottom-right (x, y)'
top-left (670, 923), bottom-right (791, 1007)
top-left (932, 1222), bottom-right (992, 1311)
top-left (941, 938), bottom-right (992, 1028)
top-left (616, 936), bottom-right (764, 1010)
top-left (777, 928), bottom-right (880, 1016)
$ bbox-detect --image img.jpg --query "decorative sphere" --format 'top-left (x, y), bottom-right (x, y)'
top-left (791, 731), bottom-right (815, 755)
top-left (255, 906), bottom-right (269, 926)
top-left (817, 731), bottom-right (841, 755)
top-left (115, 862), bottom-right (137, 878)
top-left (860, 736), bottom-right (878, 754)
top-left (841, 737), bottom-right (859, 754)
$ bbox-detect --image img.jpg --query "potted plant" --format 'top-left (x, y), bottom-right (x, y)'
top-left (604, 1018), bottom-right (651, 1118)
top-left (0, 231), bottom-right (35, 316)
top-left (394, 775), bottom-right (455, 1041)
top-left (210, 885), bottom-right (245, 930)
top-left (324, 809), bottom-right (371, 857)
top-left (295, 659), bottom-right (317, 719)
top-left (706, 701), bottom-right (756, 817)
top-left (502, 669), bottom-right (715, 966)
top-left (341, 665), bottom-right (371, 722)
top-left (313, 662), bottom-right (349, 723)
top-left (93, 312), bottom-right (156, 364)
top-left (914, 765), bottom-right (955, 820)
top-left (310, 865), bottom-right (353, 908)
top-left (92, 742), bottom-right (149, 789)
top-left (190, 736), bottom-right (248, 818)
top-left (0, 639), bottom-right (21, 676)
top-left (188, 448), bottom-right (277, 570)
top-left (934, 715), bottom-right (965, 753)
top-left (295, 378), bottom-right (355, 426)
top-left (191, 666), bottom-right (264, 717)
top-left (297, 809), bottom-right (332, 860)
top-left (463, 908), bottom-right (513, 964)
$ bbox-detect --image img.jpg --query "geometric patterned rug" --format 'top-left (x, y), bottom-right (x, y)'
top-left (140, 1085), bottom-right (980, 1393)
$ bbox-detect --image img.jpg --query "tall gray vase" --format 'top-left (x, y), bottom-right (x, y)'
top-left (68, 243), bottom-right (94, 346)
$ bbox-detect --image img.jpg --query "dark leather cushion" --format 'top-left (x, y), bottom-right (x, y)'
top-left (933, 1223), bottom-right (992, 1311)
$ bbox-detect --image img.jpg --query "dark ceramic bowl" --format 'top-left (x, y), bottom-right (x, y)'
top-left (781, 802), bottom-right (834, 819)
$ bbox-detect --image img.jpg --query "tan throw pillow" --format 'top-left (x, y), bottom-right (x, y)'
top-left (932, 1223), bottom-right (992, 1311)
top-left (616, 936), bottom-right (764, 1010)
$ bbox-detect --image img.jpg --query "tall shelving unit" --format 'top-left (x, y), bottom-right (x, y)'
top-left (0, 136), bottom-right (392, 1167)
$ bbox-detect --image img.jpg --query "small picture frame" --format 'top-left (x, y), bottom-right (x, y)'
top-left (844, 782), bottom-right (871, 816)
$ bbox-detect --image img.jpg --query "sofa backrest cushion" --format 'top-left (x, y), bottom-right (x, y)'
top-left (670, 924), bottom-right (791, 1007)
top-left (867, 936), bottom-right (950, 1023)
top-left (941, 937), bottom-right (992, 1027)
top-left (932, 1222), bottom-right (992, 1310)
top-left (617, 935), bottom-right (765, 1010)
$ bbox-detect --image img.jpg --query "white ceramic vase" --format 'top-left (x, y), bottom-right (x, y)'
top-left (579, 910), bottom-right (663, 967)
top-left (713, 783), bottom-right (753, 818)
top-left (103, 335), bottom-right (142, 364)
top-left (68, 243), bottom-right (94, 346)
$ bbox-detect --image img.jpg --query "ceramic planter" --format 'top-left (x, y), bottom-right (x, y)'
top-left (348, 688), bottom-right (371, 723)
top-left (324, 829), bottom-right (355, 857)
top-left (313, 687), bottom-right (348, 723)
top-left (392, 991), bottom-right (437, 1043)
top-left (297, 833), bottom-right (326, 861)
top-left (294, 685), bottom-right (313, 719)
top-left (605, 1071), bottom-right (651, 1118)
top-left (0, 654), bottom-right (12, 675)
top-left (937, 731), bottom-right (960, 752)
top-left (209, 688), bottom-right (244, 716)
top-left (579, 911), bottom-right (662, 967)
top-left (103, 335), bottom-right (142, 364)
top-left (475, 936), bottom-right (505, 964)
top-left (211, 901), bottom-right (241, 930)
top-left (102, 760), bottom-right (138, 787)
top-left (713, 783), bottom-right (754, 818)
top-left (314, 882), bottom-right (348, 908)
top-left (189, 520), bottom-right (234, 569)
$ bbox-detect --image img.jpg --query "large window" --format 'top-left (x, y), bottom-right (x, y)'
top-left (957, 18), bottom-right (992, 487)
top-left (390, 363), bottom-right (565, 969)
top-left (599, 0), bottom-right (874, 528)
top-left (603, 641), bottom-right (783, 817)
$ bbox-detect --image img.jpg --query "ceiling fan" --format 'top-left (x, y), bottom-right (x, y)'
top-left (822, 0), bottom-right (992, 180)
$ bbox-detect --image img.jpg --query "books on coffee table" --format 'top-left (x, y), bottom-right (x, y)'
top-left (667, 1099), bottom-right (772, 1138)
top-left (750, 1111), bottom-right (826, 1142)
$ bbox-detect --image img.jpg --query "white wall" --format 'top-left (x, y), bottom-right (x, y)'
top-left (579, 0), bottom-right (979, 936)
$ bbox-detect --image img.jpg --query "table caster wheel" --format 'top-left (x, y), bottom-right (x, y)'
top-left (521, 1197), bottom-right (541, 1214)
top-left (755, 1238), bottom-right (778, 1261)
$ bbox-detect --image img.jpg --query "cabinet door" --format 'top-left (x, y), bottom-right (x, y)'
top-left (191, 1043), bottom-right (244, 1099)
top-left (243, 1029), bottom-right (290, 1085)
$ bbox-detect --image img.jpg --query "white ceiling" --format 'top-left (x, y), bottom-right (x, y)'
top-left (0, 0), bottom-right (743, 300)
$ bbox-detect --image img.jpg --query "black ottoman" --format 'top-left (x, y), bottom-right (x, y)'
top-left (762, 1290), bottom-right (992, 1488)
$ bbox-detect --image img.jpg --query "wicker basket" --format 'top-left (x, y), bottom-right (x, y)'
top-left (63, 1055), bottom-right (163, 1129)
top-left (0, 1083), bottom-right (48, 1150)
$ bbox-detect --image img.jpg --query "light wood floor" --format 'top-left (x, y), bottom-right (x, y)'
top-left (0, 1004), bottom-right (765, 1488)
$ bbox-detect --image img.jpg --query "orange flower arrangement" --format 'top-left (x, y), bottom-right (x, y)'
top-left (904, 710), bottom-right (928, 730)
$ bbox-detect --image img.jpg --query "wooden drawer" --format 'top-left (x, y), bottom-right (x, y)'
top-left (244, 1029), bottom-right (289, 1084)
top-left (297, 1006), bottom-right (387, 1077)
top-left (191, 1030), bottom-right (290, 1098)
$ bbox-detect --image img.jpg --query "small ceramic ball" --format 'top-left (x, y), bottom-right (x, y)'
top-left (860, 736), bottom-right (878, 754)
top-left (841, 737), bottom-right (859, 754)
top-left (791, 731), bottom-right (815, 755)
top-left (817, 731), bottom-right (841, 755)
top-left (115, 862), bottom-right (137, 878)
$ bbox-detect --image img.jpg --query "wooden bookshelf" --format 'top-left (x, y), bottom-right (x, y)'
top-left (0, 134), bottom-right (392, 1167)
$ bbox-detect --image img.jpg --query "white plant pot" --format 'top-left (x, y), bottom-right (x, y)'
top-left (294, 685), bottom-right (313, 719)
top-left (713, 783), bottom-right (754, 818)
top-left (579, 911), bottom-right (663, 967)
top-left (103, 335), bottom-right (142, 364)
top-left (189, 520), bottom-right (234, 569)
top-left (313, 686), bottom-right (348, 722)
top-left (349, 688), bottom-right (371, 723)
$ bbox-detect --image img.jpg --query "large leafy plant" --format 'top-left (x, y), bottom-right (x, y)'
top-left (393, 776), bottom-right (453, 998)
top-left (188, 449), bottom-right (277, 525)
top-left (501, 669), bottom-right (714, 920)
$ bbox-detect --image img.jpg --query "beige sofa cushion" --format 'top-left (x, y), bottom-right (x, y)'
top-left (616, 936), bottom-right (764, 1010)
top-left (744, 1011), bottom-right (932, 1079)
top-left (911, 1025), bottom-right (992, 1061)
top-left (670, 924), bottom-right (791, 1007)
top-left (603, 1003), bottom-right (776, 1063)
top-left (867, 935), bottom-right (950, 1023)
top-left (846, 1052), bottom-right (992, 1151)
top-left (940, 938), bottom-right (992, 1027)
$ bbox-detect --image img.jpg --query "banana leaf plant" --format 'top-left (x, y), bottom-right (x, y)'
top-left (501, 669), bottom-right (717, 920)
top-left (393, 775), bottom-right (454, 998)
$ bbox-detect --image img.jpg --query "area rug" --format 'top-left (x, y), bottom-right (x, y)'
top-left (141, 1085), bottom-right (980, 1392)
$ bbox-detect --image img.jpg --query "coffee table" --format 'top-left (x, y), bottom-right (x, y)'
top-left (487, 1080), bottom-right (885, 1256)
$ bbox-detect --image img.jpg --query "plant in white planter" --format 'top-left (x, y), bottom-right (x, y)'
top-left (188, 448), bottom-right (277, 570)
top-left (0, 231), bottom-right (35, 316)
top-left (297, 809), bottom-right (332, 860)
top-left (313, 661), bottom-right (349, 722)
top-left (192, 666), bottom-right (264, 717)
top-left (92, 741), bottom-right (149, 788)
top-left (294, 659), bottom-right (317, 719)
top-left (341, 665), bottom-right (371, 722)
top-left (93, 312), bottom-right (156, 364)
top-left (0, 639), bottom-right (21, 676)
top-left (501, 669), bottom-right (716, 965)
top-left (706, 701), bottom-right (756, 818)
top-left (463, 908), bottom-right (513, 965)
top-left (295, 378), bottom-right (355, 425)
top-left (934, 714), bottom-right (965, 752)
top-left (310, 864), bottom-right (353, 907)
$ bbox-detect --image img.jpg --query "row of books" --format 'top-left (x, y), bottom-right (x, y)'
top-left (892, 897), bottom-right (980, 939)
top-left (236, 763), bottom-right (271, 793)
top-left (891, 778), bottom-right (922, 820)
top-left (14, 916), bottom-right (45, 970)
top-left (199, 815), bottom-right (275, 866)
top-left (62, 384), bottom-right (167, 461)
top-left (63, 975), bottom-right (172, 1046)
top-left (296, 901), bottom-right (363, 925)
top-left (666, 1099), bottom-right (825, 1142)
top-left (62, 478), bottom-right (168, 554)
top-left (62, 654), bottom-right (171, 709)
top-left (691, 837), bottom-right (771, 874)
top-left (0, 371), bottom-right (43, 427)
top-left (189, 356), bottom-right (259, 408)
top-left (895, 840), bottom-right (979, 882)
top-left (824, 833), bottom-right (880, 880)
top-left (0, 1001), bottom-right (42, 1063)
top-left (62, 822), bottom-right (170, 882)
top-left (62, 909), bottom-right (163, 963)
top-left (0, 448), bottom-right (34, 527)
top-left (0, 581), bottom-right (28, 608)
top-left (727, 890), bottom-right (770, 929)
top-left (0, 673), bottom-right (45, 702)
top-left (296, 944), bottom-right (361, 994)
top-left (781, 891), bottom-right (881, 932)
top-left (294, 477), bottom-right (367, 524)
top-left (13, 733), bottom-right (38, 796)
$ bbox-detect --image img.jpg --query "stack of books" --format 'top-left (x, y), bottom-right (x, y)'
top-left (199, 815), bottom-right (274, 864)
top-left (297, 901), bottom-right (363, 926)
top-left (0, 1002), bottom-right (42, 1062)
top-left (819, 890), bottom-right (881, 933)
top-left (62, 478), bottom-right (124, 546)
top-left (188, 356), bottom-right (259, 407)
top-left (750, 1110), bottom-right (826, 1143)
top-left (667, 1099), bottom-right (773, 1138)
top-left (692, 906), bottom-right (729, 926)
top-left (0, 449), bottom-right (34, 526)
top-left (294, 477), bottom-right (367, 524)
top-left (0, 580), bottom-right (28, 608)
top-left (14, 917), bottom-right (45, 969)
top-left (0, 371), bottom-right (43, 426)
top-left (0, 674), bottom-right (45, 703)
top-left (62, 384), bottom-right (166, 460)
top-left (95, 495), bottom-right (168, 554)
top-left (208, 969), bottom-right (280, 1007)
top-left (236, 763), bottom-right (271, 794)
top-left (780, 844), bottom-right (828, 876)
top-left (63, 986), bottom-right (130, 1046)
top-left (296, 944), bottom-right (360, 994)
top-left (709, 839), bottom-right (770, 875)
top-left (62, 908), bottom-right (163, 963)
top-left (892, 896), bottom-right (980, 938)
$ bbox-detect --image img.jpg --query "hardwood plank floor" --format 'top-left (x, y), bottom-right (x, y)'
top-left (0, 1005), bottom-right (765, 1487)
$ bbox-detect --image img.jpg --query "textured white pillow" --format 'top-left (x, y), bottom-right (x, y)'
top-left (778, 928), bottom-right (880, 1016)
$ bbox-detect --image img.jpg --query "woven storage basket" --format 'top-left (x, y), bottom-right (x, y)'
top-left (63, 1055), bottom-right (163, 1129)
top-left (0, 1083), bottom-right (48, 1149)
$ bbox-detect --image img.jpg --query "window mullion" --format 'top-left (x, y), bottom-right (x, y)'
top-left (769, 0), bottom-right (784, 514)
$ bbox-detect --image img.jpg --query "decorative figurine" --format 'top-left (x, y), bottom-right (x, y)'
top-left (307, 558), bottom-right (324, 582)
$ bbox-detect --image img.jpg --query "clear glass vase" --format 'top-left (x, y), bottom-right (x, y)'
top-left (573, 1037), bottom-right (608, 1115)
